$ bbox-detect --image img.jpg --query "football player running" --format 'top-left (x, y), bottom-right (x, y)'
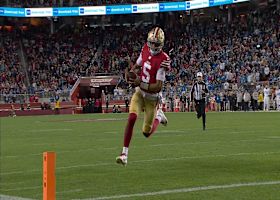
top-left (116, 27), bottom-right (171, 166)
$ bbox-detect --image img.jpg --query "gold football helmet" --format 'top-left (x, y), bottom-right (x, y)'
top-left (147, 27), bottom-right (165, 55)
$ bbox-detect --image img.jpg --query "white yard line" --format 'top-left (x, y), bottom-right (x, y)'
top-left (0, 186), bottom-right (41, 192)
top-left (29, 128), bottom-right (72, 132)
top-left (78, 180), bottom-right (280, 200)
top-left (0, 194), bottom-right (33, 200)
top-left (129, 151), bottom-right (280, 164)
top-left (0, 195), bottom-right (34, 200)
top-left (1, 151), bottom-right (280, 176)
top-left (0, 181), bottom-right (26, 186)
top-left (2, 136), bottom-right (280, 159)
top-left (266, 136), bottom-right (280, 139)
top-left (5, 129), bottom-right (273, 145)
top-left (149, 138), bottom-right (280, 147)
top-left (102, 131), bottom-right (118, 134)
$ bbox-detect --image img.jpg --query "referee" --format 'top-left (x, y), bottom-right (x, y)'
top-left (190, 72), bottom-right (209, 130)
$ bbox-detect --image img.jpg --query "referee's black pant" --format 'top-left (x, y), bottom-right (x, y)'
top-left (194, 99), bottom-right (206, 130)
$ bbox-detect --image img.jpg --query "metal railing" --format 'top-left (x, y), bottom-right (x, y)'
top-left (1, 80), bottom-right (279, 104)
top-left (0, 89), bottom-right (71, 104)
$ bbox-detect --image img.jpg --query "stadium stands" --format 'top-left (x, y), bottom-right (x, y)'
top-left (6, 0), bottom-right (54, 7)
top-left (0, 6), bottom-right (279, 112)
top-left (0, 31), bottom-right (27, 103)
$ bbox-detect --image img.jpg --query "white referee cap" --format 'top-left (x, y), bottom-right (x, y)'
top-left (197, 72), bottom-right (203, 77)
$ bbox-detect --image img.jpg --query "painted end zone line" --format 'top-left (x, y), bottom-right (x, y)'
top-left (0, 195), bottom-right (34, 200)
top-left (80, 181), bottom-right (280, 200)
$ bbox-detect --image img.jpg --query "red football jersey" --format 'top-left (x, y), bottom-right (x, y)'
top-left (136, 43), bottom-right (170, 85)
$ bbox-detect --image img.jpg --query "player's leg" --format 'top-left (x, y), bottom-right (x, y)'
top-left (201, 102), bottom-right (206, 130)
top-left (267, 98), bottom-right (270, 111)
top-left (11, 110), bottom-right (16, 117)
top-left (146, 108), bottom-right (169, 137)
top-left (142, 99), bottom-right (158, 138)
top-left (195, 101), bottom-right (202, 119)
top-left (255, 100), bottom-right (258, 111)
top-left (116, 90), bottom-right (144, 166)
top-left (266, 97), bottom-right (269, 111)
top-left (156, 108), bottom-right (168, 126)
top-left (142, 97), bottom-right (168, 137)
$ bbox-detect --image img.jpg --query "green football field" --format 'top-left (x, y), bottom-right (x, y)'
top-left (0, 112), bottom-right (280, 200)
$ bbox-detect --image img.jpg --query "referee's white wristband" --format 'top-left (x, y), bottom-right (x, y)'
top-left (140, 82), bottom-right (149, 90)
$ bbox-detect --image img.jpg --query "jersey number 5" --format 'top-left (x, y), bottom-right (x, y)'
top-left (142, 62), bottom-right (151, 83)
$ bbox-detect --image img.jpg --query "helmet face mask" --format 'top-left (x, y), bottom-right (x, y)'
top-left (148, 41), bottom-right (161, 47)
top-left (147, 27), bottom-right (164, 55)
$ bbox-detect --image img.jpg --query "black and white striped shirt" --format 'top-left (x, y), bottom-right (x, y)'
top-left (190, 81), bottom-right (209, 101)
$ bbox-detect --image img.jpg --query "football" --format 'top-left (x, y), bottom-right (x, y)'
top-left (126, 71), bottom-right (137, 81)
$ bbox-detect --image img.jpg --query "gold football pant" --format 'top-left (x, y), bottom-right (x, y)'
top-left (129, 90), bottom-right (158, 134)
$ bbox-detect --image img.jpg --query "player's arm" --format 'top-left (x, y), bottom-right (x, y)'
top-left (190, 83), bottom-right (196, 109)
top-left (131, 63), bottom-right (141, 74)
top-left (125, 51), bottom-right (142, 82)
top-left (190, 83), bottom-right (195, 102)
top-left (204, 83), bottom-right (209, 94)
top-left (133, 49), bottom-right (143, 73)
top-left (202, 82), bottom-right (209, 98)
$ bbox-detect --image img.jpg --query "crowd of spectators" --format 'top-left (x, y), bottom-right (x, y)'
top-left (1, 7), bottom-right (279, 109)
top-left (161, 85), bottom-right (279, 112)
top-left (22, 27), bottom-right (102, 95)
top-left (6, 0), bottom-right (55, 7)
top-left (0, 31), bottom-right (27, 103)
top-left (163, 10), bottom-right (279, 97)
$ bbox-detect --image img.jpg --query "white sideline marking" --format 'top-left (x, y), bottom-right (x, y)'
top-left (0, 194), bottom-right (34, 200)
top-left (1, 151), bottom-right (280, 175)
top-left (79, 181), bottom-right (280, 200)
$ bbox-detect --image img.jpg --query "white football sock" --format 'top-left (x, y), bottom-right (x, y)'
top-left (156, 115), bottom-right (162, 122)
top-left (122, 147), bottom-right (128, 156)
